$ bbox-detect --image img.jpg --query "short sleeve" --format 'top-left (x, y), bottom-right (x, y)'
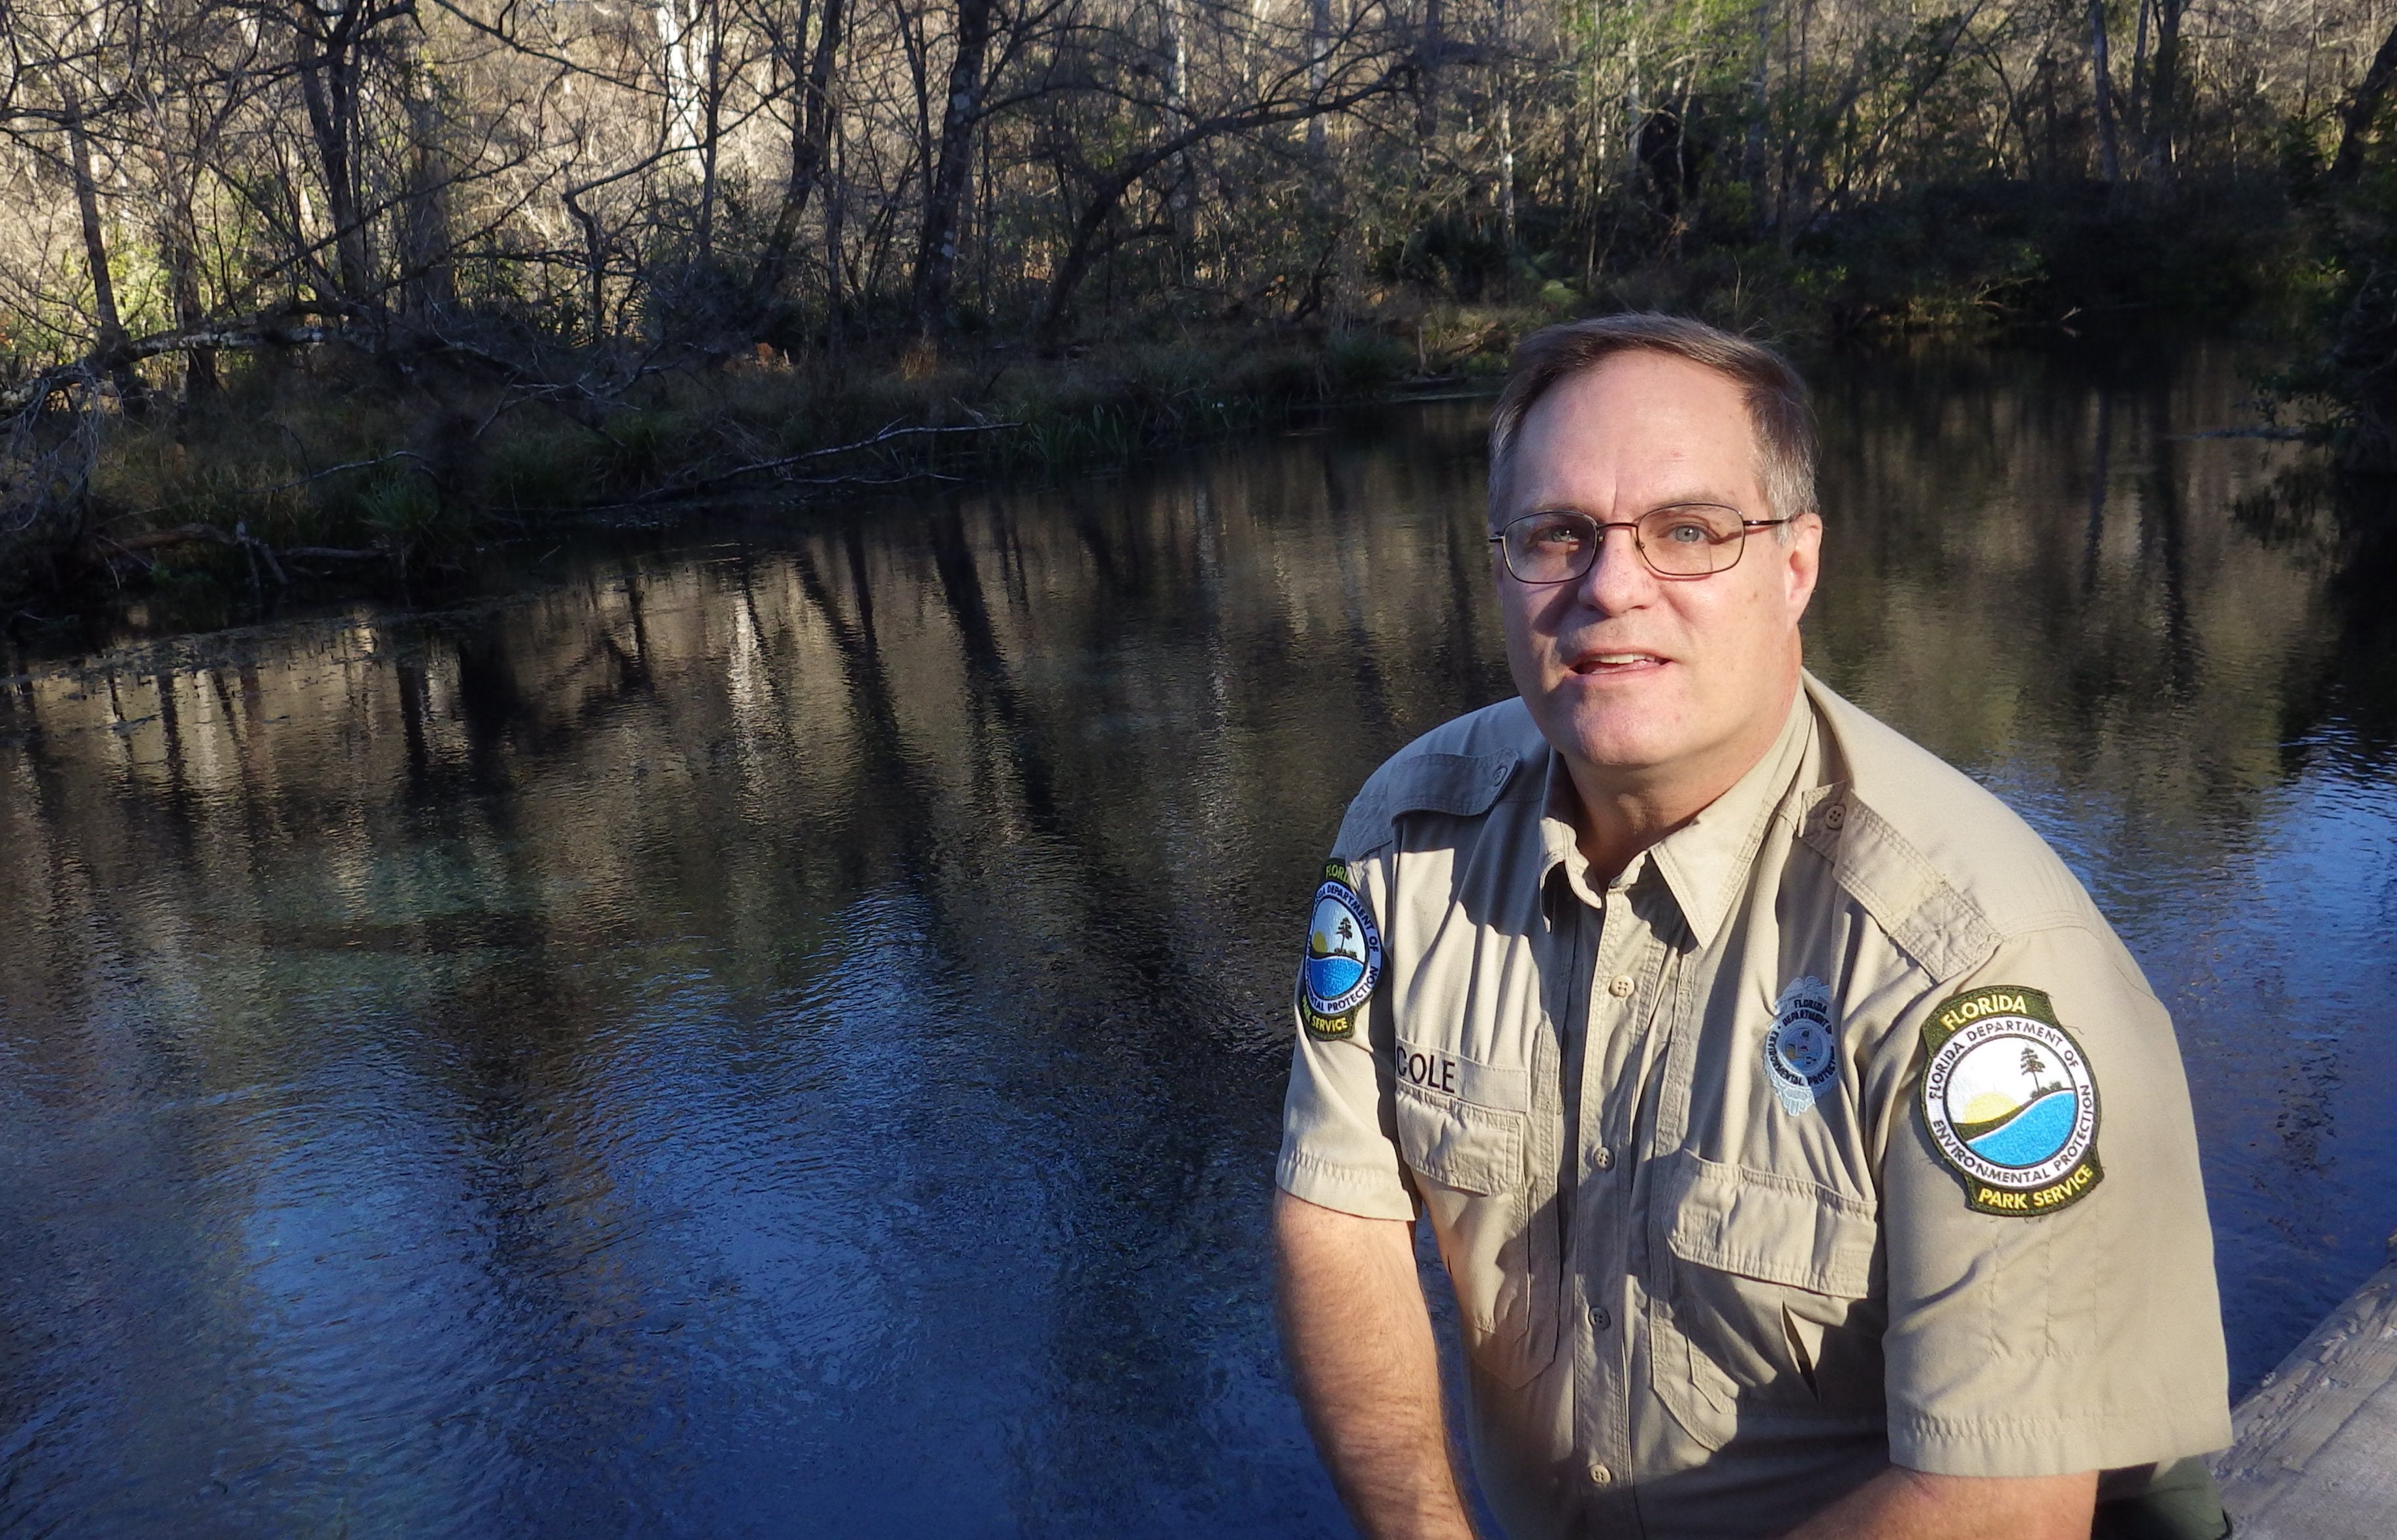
top-left (1879, 921), bottom-right (2234, 1476)
top-left (1275, 851), bottom-right (1414, 1222)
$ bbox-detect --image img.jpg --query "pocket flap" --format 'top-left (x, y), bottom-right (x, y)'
top-left (1395, 1086), bottom-right (1523, 1195)
top-left (1664, 1152), bottom-right (1877, 1297)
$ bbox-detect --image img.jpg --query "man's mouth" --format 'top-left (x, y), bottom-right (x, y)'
top-left (1570, 652), bottom-right (1666, 674)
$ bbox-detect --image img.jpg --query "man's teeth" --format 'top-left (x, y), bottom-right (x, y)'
top-left (1591, 654), bottom-right (1657, 665)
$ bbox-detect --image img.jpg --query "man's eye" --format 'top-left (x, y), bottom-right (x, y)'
top-left (1656, 518), bottom-right (1715, 545)
top-left (1527, 519), bottom-right (1587, 548)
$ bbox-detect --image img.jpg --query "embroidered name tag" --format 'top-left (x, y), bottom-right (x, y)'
top-left (1393, 1039), bottom-right (1531, 1112)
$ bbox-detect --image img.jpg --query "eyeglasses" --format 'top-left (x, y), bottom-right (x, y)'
top-left (1489, 505), bottom-right (1790, 583)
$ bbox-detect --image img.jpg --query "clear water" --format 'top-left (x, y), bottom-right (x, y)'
top-left (3, 336), bottom-right (2392, 1535)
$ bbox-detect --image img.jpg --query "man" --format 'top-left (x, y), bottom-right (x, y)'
top-left (1272, 315), bottom-right (2232, 1539)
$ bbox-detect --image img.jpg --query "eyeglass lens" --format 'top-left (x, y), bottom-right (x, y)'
top-left (1499, 506), bottom-right (1745, 582)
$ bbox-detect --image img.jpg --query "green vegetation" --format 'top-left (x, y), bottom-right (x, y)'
top-left (2259, 121), bottom-right (2397, 478)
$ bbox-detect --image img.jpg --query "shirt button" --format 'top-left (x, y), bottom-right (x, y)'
top-left (1607, 974), bottom-right (1634, 998)
top-left (1593, 1144), bottom-right (1614, 1171)
top-left (1589, 1304), bottom-right (1612, 1332)
top-left (1587, 1462), bottom-right (1614, 1488)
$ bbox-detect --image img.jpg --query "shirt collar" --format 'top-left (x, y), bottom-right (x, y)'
top-left (1536, 687), bottom-right (1815, 946)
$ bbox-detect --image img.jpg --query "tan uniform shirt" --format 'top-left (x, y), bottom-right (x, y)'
top-left (1277, 674), bottom-right (2231, 1539)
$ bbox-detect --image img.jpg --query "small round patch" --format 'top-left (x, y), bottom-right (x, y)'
top-left (1299, 862), bottom-right (1382, 1039)
top-left (1919, 985), bottom-right (2103, 1216)
top-left (1764, 975), bottom-right (1838, 1114)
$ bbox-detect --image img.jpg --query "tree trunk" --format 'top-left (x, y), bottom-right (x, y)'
top-left (1778, 0), bottom-right (1812, 236)
top-left (1164, 0), bottom-right (1192, 253)
top-left (1416, 0), bottom-right (1442, 154)
top-left (1497, 94), bottom-right (1517, 252)
top-left (1038, 174), bottom-right (1135, 341)
top-left (695, 0), bottom-right (724, 266)
top-left (1622, 32), bottom-right (1643, 186)
top-left (293, 3), bottom-right (373, 306)
top-left (910, 0), bottom-right (995, 339)
top-left (1308, 0), bottom-right (1333, 157)
top-left (826, 113), bottom-right (848, 359)
top-left (2129, 0), bottom-right (2150, 140)
top-left (2145, 0), bottom-right (2182, 174)
top-left (564, 188), bottom-right (608, 343)
top-left (402, 86), bottom-right (456, 315)
top-left (1747, 0), bottom-right (1773, 226)
top-left (753, 0), bottom-right (848, 298)
top-left (2088, 0), bottom-right (2121, 181)
top-left (63, 87), bottom-right (125, 354)
top-left (160, 174), bottom-right (216, 395)
top-left (1494, 0), bottom-right (1515, 261)
top-left (2330, 18), bottom-right (2397, 185)
top-left (2040, 44), bottom-right (2061, 178)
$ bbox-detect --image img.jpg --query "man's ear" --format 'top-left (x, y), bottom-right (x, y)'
top-left (1781, 513), bottom-right (1824, 616)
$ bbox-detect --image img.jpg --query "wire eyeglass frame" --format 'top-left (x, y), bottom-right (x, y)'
top-left (1488, 505), bottom-right (1792, 584)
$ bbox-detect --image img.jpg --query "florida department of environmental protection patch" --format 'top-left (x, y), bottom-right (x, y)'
top-left (1918, 984), bottom-right (2103, 1217)
top-left (1764, 975), bottom-right (1838, 1115)
top-left (1297, 862), bottom-right (1382, 1040)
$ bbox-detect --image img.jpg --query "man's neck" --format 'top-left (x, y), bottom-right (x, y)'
top-left (1565, 681), bottom-right (1801, 886)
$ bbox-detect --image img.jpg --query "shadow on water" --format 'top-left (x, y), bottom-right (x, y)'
top-left (2, 336), bottom-right (2394, 1533)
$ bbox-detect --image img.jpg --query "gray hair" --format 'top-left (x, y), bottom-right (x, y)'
top-left (1487, 313), bottom-right (1818, 524)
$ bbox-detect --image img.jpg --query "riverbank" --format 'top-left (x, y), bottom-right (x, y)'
top-left (1, 314), bottom-right (1519, 635)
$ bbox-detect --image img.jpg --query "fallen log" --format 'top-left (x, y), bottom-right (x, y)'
top-left (627, 418), bottom-right (1019, 503)
top-left (2, 317), bottom-right (338, 414)
top-left (90, 521), bottom-right (385, 584)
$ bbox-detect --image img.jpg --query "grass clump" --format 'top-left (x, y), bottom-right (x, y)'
top-left (477, 424), bottom-right (595, 514)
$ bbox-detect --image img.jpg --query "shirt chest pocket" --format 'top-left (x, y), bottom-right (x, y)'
top-left (1649, 1152), bottom-right (1888, 1451)
top-left (1395, 1087), bottom-right (1521, 1193)
top-left (1393, 1050), bottom-right (1560, 1391)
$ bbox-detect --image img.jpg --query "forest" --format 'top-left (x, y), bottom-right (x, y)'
top-left (7, 0), bottom-right (2397, 601)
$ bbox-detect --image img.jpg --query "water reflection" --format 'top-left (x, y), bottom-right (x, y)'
top-left (3, 338), bottom-right (2392, 1534)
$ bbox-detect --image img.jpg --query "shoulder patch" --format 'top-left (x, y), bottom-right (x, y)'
top-left (1297, 861), bottom-right (1382, 1040)
top-left (1918, 984), bottom-right (2103, 1216)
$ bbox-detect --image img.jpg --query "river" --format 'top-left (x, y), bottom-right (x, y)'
top-left (3, 336), bottom-right (2393, 1535)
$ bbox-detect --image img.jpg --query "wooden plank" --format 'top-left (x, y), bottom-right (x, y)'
top-left (2213, 1254), bottom-right (2397, 1539)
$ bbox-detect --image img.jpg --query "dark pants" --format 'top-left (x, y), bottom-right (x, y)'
top-left (2093, 1458), bottom-right (2233, 1540)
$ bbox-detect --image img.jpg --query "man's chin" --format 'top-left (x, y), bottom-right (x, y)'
top-left (1532, 697), bottom-right (1683, 778)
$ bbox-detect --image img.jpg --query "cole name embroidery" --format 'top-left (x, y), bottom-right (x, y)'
top-left (1400, 1048), bottom-right (1459, 1094)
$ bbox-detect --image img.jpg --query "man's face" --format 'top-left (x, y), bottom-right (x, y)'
top-left (1491, 351), bottom-right (1821, 798)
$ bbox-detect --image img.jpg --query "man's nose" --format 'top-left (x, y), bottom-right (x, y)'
top-left (1576, 524), bottom-right (1653, 612)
